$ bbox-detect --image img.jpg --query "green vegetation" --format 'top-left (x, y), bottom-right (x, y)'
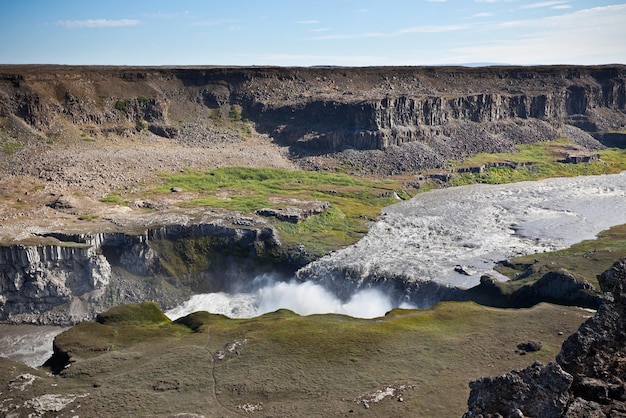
top-left (41, 301), bottom-right (587, 416)
top-left (156, 167), bottom-right (405, 255)
top-left (135, 119), bottom-right (148, 131)
top-left (99, 195), bottom-right (123, 205)
top-left (51, 303), bottom-right (191, 365)
top-left (448, 141), bottom-right (626, 186)
top-left (137, 96), bottom-right (150, 104)
top-left (228, 104), bottom-right (243, 121)
top-left (78, 214), bottom-right (99, 221)
top-left (115, 99), bottom-right (131, 111)
top-left (210, 105), bottom-right (252, 136)
top-left (2, 141), bottom-right (21, 155)
top-left (496, 223), bottom-right (626, 292)
top-left (146, 141), bottom-right (626, 256)
top-left (80, 133), bottom-right (96, 142)
top-left (99, 195), bottom-right (125, 205)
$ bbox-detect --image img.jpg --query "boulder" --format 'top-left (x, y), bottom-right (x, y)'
top-left (463, 361), bottom-right (572, 418)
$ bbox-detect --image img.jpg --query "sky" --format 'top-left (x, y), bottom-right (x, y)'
top-left (1, 0), bottom-right (625, 67)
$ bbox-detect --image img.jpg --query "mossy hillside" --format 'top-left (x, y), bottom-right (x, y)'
top-left (51, 303), bottom-right (192, 365)
top-left (44, 301), bottom-right (590, 417)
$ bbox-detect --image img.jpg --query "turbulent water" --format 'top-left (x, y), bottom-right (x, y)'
top-left (169, 172), bottom-right (626, 318)
top-left (298, 171), bottom-right (626, 290)
top-left (3, 172), bottom-right (626, 366)
top-left (165, 276), bottom-right (415, 320)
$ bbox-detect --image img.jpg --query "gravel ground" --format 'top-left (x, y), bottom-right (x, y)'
top-left (0, 129), bottom-right (295, 243)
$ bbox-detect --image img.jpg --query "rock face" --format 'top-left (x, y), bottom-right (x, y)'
top-left (464, 258), bottom-right (626, 417)
top-left (1, 65), bottom-right (625, 174)
top-left (0, 241), bottom-right (110, 324)
top-left (0, 222), bottom-right (286, 325)
top-left (464, 361), bottom-right (573, 418)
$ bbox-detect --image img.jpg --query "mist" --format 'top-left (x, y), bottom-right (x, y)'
top-left (165, 277), bottom-right (414, 320)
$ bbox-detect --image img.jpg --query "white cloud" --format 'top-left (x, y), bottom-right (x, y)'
top-left (296, 20), bottom-right (320, 24)
top-left (450, 5), bottom-right (626, 65)
top-left (472, 12), bottom-right (494, 17)
top-left (57, 19), bottom-right (141, 29)
top-left (551, 4), bottom-right (572, 9)
top-left (309, 23), bottom-right (472, 40)
top-left (399, 24), bottom-right (472, 33)
top-left (520, 1), bottom-right (570, 9)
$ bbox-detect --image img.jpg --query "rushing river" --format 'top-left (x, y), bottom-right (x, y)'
top-left (168, 172), bottom-right (626, 319)
top-left (2, 172), bottom-right (626, 365)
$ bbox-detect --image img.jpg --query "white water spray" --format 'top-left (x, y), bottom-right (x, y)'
top-left (165, 278), bottom-right (414, 320)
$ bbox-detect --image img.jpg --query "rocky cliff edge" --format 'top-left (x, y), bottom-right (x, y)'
top-left (464, 258), bottom-right (626, 417)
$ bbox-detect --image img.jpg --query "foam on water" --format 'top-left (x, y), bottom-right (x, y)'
top-left (165, 279), bottom-right (414, 320)
top-left (299, 172), bottom-right (626, 289)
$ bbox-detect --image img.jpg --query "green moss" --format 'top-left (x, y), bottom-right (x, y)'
top-left (99, 195), bottom-right (125, 205)
top-left (45, 300), bottom-right (587, 416)
top-left (2, 141), bottom-right (21, 155)
top-left (96, 302), bottom-right (171, 325)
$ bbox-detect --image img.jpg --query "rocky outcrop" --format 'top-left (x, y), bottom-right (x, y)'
top-left (464, 258), bottom-right (626, 417)
top-left (467, 270), bottom-right (602, 309)
top-left (0, 240), bottom-right (110, 325)
top-left (0, 222), bottom-right (290, 325)
top-left (1, 65), bottom-right (625, 174)
top-left (464, 361), bottom-right (573, 418)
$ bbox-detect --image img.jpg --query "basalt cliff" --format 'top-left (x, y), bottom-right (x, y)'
top-left (2, 64), bottom-right (625, 174)
top-left (0, 219), bottom-right (288, 325)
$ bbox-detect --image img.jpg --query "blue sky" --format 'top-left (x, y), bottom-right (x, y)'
top-left (1, 0), bottom-right (625, 66)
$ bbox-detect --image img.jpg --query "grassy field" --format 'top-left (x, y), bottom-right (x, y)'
top-left (21, 301), bottom-right (589, 417)
top-left (449, 140), bottom-right (626, 186)
top-left (154, 167), bottom-right (406, 256)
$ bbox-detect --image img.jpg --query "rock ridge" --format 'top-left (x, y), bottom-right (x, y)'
top-left (2, 65), bottom-right (625, 174)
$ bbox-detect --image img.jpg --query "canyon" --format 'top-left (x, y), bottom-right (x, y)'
top-left (1, 64), bottom-right (626, 325)
top-left (1, 64), bottom-right (626, 416)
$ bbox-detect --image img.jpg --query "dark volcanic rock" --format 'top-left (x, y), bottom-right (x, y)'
top-left (557, 258), bottom-right (626, 414)
top-left (463, 361), bottom-right (572, 418)
top-left (465, 258), bottom-right (626, 417)
top-left (517, 341), bottom-right (542, 354)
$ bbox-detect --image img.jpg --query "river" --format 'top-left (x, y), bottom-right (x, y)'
top-left (3, 172), bottom-right (626, 365)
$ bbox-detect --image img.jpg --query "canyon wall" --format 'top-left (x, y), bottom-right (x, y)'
top-left (1, 65), bottom-right (625, 171)
top-left (0, 223), bottom-right (287, 325)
